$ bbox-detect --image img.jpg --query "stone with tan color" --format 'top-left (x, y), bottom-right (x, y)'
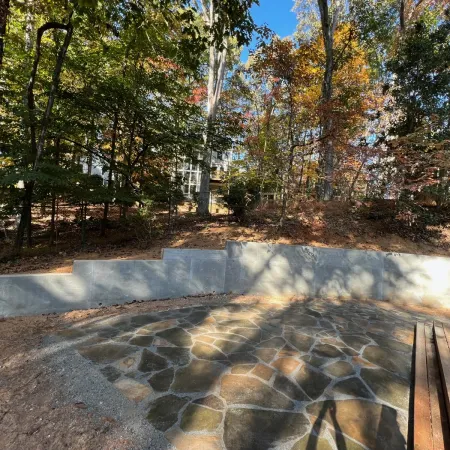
top-left (221, 375), bottom-right (294, 410)
top-left (224, 408), bottom-right (309, 450)
top-left (254, 348), bottom-right (277, 363)
top-left (252, 364), bottom-right (275, 381)
top-left (180, 404), bottom-right (223, 432)
top-left (271, 357), bottom-right (300, 375)
top-left (231, 364), bottom-right (255, 374)
top-left (165, 428), bottom-right (222, 450)
top-left (307, 399), bottom-right (407, 450)
top-left (191, 342), bottom-right (227, 361)
top-left (113, 379), bottom-right (152, 402)
top-left (323, 361), bottom-right (354, 378)
top-left (137, 319), bottom-right (178, 334)
top-left (172, 360), bottom-right (224, 393)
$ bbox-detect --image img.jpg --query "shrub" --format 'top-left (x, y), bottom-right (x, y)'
top-left (129, 200), bottom-right (156, 247)
top-left (221, 179), bottom-right (260, 218)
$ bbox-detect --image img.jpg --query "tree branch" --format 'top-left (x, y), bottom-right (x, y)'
top-left (34, 20), bottom-right (73, 168)
top-left (27, 19), bottom-right (73, 166)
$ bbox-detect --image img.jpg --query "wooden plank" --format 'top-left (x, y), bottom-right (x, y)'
top-left (425, 324), bottom-right (450, 450)
top-left (415, 322), bottom-right (433, 450)
top-left (434, 322), bottom-right (450, 424)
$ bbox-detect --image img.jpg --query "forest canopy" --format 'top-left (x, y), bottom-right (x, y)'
top-left (0, 0), bottom-right (449, 255)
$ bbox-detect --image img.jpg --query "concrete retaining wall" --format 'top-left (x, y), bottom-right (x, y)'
top-left (1, 241), bottom-right (449, 317)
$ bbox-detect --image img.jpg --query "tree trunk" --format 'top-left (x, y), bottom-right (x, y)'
top-left (347, 156), bottom-right (367, 201)
top-left (400, 0), bottom-right (405, 32)
top-left (26, 200), bottom-right (32, 247)
top-left (279, 144), bottom-right (295, 227)
top-left (49, 137), bottom-right (60, 245)
top-left (317, 0), bottom-right (338, 201)
top-left (25, 0), bottom-right (34, 53)
top-left (14, 181), bottom-right (34, 251)
top-left (81, 203), bottom-right (87, 248)
top-left (34, 23), bottom-right (73, 166)
top-left (101, 111), bottom-right (119, 236)
top-left (197, 116), bottom-right (213, 215)
top-left (49, 195), bottom-right (56, 245)
top-left (86, 135), bottom-right (93, 175)
top-left (197, 3), bottom-right (228, 215)
top-left (279, 94), bottom-right (295, 227)
top-left (14, 18), bottom-right (74, 252)
top-left (260, 95), bottom-right (274, 193)
top-left (0, 0), bottom-right (9, 66)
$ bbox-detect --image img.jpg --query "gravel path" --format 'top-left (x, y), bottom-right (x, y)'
top-left (44, 334), bottom-right (170, 449)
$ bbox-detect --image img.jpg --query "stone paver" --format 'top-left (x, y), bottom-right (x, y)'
top-left (323, 360), bottom-right (354, 377)
top-left (180, 404), bottom-right (222, 431)
top-left (68, 298), bottom-right (438, 449)
top-left (113, 378), bottom-right (152, 402)
top-left (221, 374), bottom-right (295, 409)
top-left (224, 408), bottom-right (309, 450)
top-left (148, 368), bottom-right (174, 391)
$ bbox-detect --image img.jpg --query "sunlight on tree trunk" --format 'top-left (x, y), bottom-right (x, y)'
top-left (317, 0), bottom-right (340, 201)
top-left (197, 2), bottom-right (228, 216)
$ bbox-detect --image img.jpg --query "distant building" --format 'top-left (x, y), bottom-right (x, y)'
top-left (80, 149), bottom-right (233, 203)
top-left (81, 155), bottom-right (109, 184)
top-left (176, 150), bottom-right (233, 199)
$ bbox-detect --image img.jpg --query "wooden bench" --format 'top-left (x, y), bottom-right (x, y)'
top-left (414, 322), bottom-right (450, 449)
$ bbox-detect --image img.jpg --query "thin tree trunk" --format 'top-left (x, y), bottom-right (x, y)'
top-left (34, 22), bottom-right (73, 166)
top-left (81, 203), bottom-right (87, 248)
top-left (14, 18), bottom-right (73, 252)
top-left (26, 203), bottom-right (32, 247)
top-left (0, 0), bottom-right (9, 66)
top-left (400, 0), bottom-right (405, 32)
top-left (297, 133), bottom-right (308, 194)
top-left (14, 182), bottom-right (33, 250)
top-left (86, 133), bottom-right (93, 175)
top-left (279, 94), bottom-right (295, 227)
top-left (49, 195), bottom-right (56, 244)
top-left (101, 110), bottom-right (119, 236)
top-left (317, 0), bottom-right (338, 201)
top-left (25, 0), bottom-right (34, 53)
top-left (347, 155), bottom-right (368, 201)
top-left (49, 137), bottom-right (60, 245)
top-left (260, 95), bottom-right (274, 193)
top-left (298, 155), bottom-right (305, 194)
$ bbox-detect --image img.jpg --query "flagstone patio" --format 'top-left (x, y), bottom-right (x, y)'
top-left (58, 298), bottom-right (425, 450)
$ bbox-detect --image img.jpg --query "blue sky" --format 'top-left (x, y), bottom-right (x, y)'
top-left (241, 0), bottom-right (298, 62)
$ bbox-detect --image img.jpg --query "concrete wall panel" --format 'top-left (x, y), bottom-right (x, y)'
top-left (0, 274), bottom-right (89, 316)
top-left (315, 248), bottom-right (383, 300)
top-left (383, 252), bottom-right (450, 307)
top-left (1, 241), bottom-right (450, 317)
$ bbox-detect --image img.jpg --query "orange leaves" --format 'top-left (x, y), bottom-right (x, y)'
top-left (145, 56), bottom-right (181, 73)
top-left (187, 85), bottom-right (207, 105)
top-left (252, 38), bottom-right (297, 83)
